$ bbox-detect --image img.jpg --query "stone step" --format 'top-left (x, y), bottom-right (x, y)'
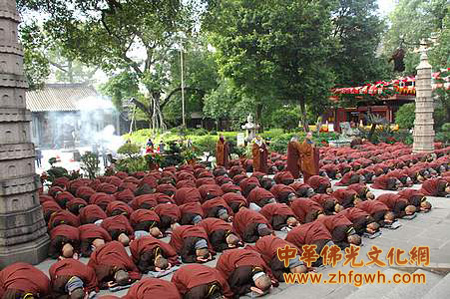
top-left (383, 269), bottom-right (443, 299)
top-left (345, 268), bottom-right (409, 299)
top-left (421, 272), bottom-right (450, 299)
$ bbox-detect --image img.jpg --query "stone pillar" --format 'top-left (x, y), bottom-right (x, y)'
top-left (413, 50), bottom-right (435, 153)
top-left (0, 0), bottom-right (49, 267)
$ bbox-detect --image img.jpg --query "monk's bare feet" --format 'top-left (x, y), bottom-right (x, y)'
top-left (107, 281), bottom-right (117, 288)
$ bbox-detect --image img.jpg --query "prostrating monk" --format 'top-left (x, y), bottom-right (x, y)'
top-left (320, 164), bottom-right (341, 180)
top-left (252, 136), bottom-right (269, 174)
top-left (123, 278), bottom-right (181, 299)
top-left (130, 209), bottom-right (163, 238)
top-left (286, 136), bottom-right (302, 179)
top-left (174, 187), bottom-right (202, 206)
top-left (89, 193), bottom-right (115, 211)
top-left (216, 248), bottom-right (278, 297)
top-left (129, 194), bottom-right (158, 210)
top-left (0, 263), bottom-right (51, 298)
top-left (316, 214), bottom-right (361, 249)
top-left (130, 235), bottom-right (180, 273)
top-left (79, 204), bottom-right (108, 225)
top-left (172, 264), bottom-right (233, 299)
top-left (335, 172), bottom-right (365, 186)
top-left (307, 175), bottom-right (333, 194)
top-left (248, 187), bottom-right (276, 208)
top-left (233, 208), bottom-right (273, 243)
top-left (49, 224), bottom-right (80, 259)
top-left (376, 194), bottom-right (416, 218)
top-left (154, 203), bottom-right (181, 232)
top-left (285, 221), bottom-right (333, 266)
top-left (371, 175), bottom-right (402, 190)
top-left (198, 184), bottom-right (224, 203)
top-left (251, 236), bottom-right (307, 281)
top-left (259, 203), bottom-right (299, 230)
top-left (420, 178), bottom-right (450, 197)
top-left (198, 218), bottom-right (242, 252)
top-left (290, 182), bottom-right (315, 197)
top-left (42, 200), bottom-right (62, 222)
top-left (274, 171), bottom-right (295, 185)
top-left (79, 224), bottom-right (112, 257)
top-left (338, 208), bottom-right (380, 236)
top-left (356, 200), bottom-right (395, 226)
top-left (299, 132), bottom-right (319, 182)
top-left (169, 225), bottom-right (214, 263)
top-left (55, 191), bottom-right (75, 209)
top-left (311, 194), bottom-right (343, 215)
top-left (332, 189), bottom-right (360, 209)
top-left (101, 215), bottom-right (134, 246)
top-left (222, 193), bottom-right (248, 213)
top-left (66, 197), bottom-right (88, 215)
top-left (87, 241), bottom-right (141, 289)
top-left (49, 259), bottom-right (98, 298)
top-left (156, 184), bottom-right (177, 197)
top-left (48, 210), bottom-right (80, 231)
top-left (216, 135), bottom-right (230, 168)
top-left (290, 198), bottom-right (324, 223)
top-left (269, 184), bottom-right (296, 204)
top-left (201, 197), bottom-right (233, 222)
top-left (106, 201), bottom-right (134, 218)
top-left (180, 202), bottom-right (205, 225)
top-left (398, 189), bottom-right (432, 212)
top-left (347, 183), bottom-right (375, 200)
top-left (239, 177), bottom-right (260, 197)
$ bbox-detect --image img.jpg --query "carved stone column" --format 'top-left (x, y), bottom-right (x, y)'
top-left (0, 0), bottom-right (49, 267)
top-left (413, 51), bottom-right (435, 153)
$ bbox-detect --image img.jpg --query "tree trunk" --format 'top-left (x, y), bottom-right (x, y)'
top-left (299, 97), bottom-right (308, 132)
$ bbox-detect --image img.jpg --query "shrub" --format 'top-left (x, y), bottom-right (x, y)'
top-left (395, 103), bottom-right (415, 129)
top-left (436, 123), bottom-right (450, 144)
top-left (117, 143), bottom-right (141, 157)
top-left (270, 107), bottom-right (300, 132)
top-left (81, 152), bottom-right (100, 179)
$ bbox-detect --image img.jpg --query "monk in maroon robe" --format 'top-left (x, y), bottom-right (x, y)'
top-left (239, 177), bottom-right (261, 197)
top-left (101, 215), bottom-right (134, 246)
top-left (0, 263), bottom-right (51, 298)
top-left (55, 191), bottom-right (75, 209)
top-left (216, 249), bottom-right (278, 297)
top-left (222, 193), bottom-right (248, 213)
top-left (89, 193), bottom-right (115, 210)
top-left (216, 135), bottom-right (230, 168)
top-left (320, 164), bottom-right (341, 180)
top-left (311, 194), bottom-right (342, 215)
top-left (307, 175), bottom-right (332, 194)
top-left (251, 236), bottom-right (306, 281)
top-left (347, 183), bottom-right (375, 200)
top-left (316, 214), bottom-right (361, 249)
top-left (285, 221), bottom-right (332, 266)
top-left (221, 183), bottom-right (242, 194)
top-left (338, 208), bottom-right (379, 236)
top-left (372, 175), bottom-right (402, 190)
top-left (129, 194), bottom-right (158, 210)
top-left (169, 225), bottom-right (214, 263)
top-left (172, 264), bottom-right (233, 299)
top-left (173, 187), bottom-right (201, 206)
top-left (376, 193), bottom-right (416, 218)
top-left (179, 202), bottom-right (205, 225)
top-left (156, 184), bottom-right (177, 197)
top-left (233, 208), bottom-right (273, 243)
top-left (130, 209), bottom-right (162, 238)
top-left (335, 171), bottom-right (365, 186)
top-left (247, 187), bottom-right (276, 208)
top-left (42, 200), bottom-right (63, 222)
top-left (48, 210), bottom-right (80, 231)
top-left (198, 218), bottom-right (242, 252)
top-left (252, 137), bottom-right (269, 174)
top-left (123, 278), bottom-right (180, 299)
top-left (106, 201), bottom-right (134, 218)
top-left (269, 184), bottom-right (296, 204)
top-left (259, 203), bottom-right (298, 230)
top-left (49, 224), bottom-right (80, 259)
top-left (49, 259), bottom-right (98, 298)
top-left (398, 189), bottom-right (431, 211)
top-left (198, 184), bottom-right (224, 203)
top-left (130, 235), bottom-right (180, 273)
top-left (420, 178), bottom-right (450, 197)
top-left (290, 198), bottom-right (324, 223)
top-left (66, 197), bottom-right (88, 215)
top-left (154, 203), bottom-right (181, 232)
top-left (79, 223), bottom-right (112, 257)
top-left (286, 138), bottom-right (302, 179)
top-left (79, 204), bottom-right (107, 225)
top-left (274, 171), bottom-right (295, 185)
top-left (332, 189), bottom-right (359, 209)
top-left (87, 241), bottom-right (141, 289)
top-left (201, 197), bottom-right (233, 222)
top-left (290, 182), bottom-right (315, 198)
top-left (76, 186), bottom-right (96, 202)
top-left (356, 200), bottom-right (395, 226)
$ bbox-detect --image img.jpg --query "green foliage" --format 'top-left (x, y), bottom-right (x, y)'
top-left (395, 103), bottom-right (415, 129)
top-left (80, 152), bottom-right (100, 179)
top-left (270, 106), bottom-right (300, 132)
top-left (115, 156), bottom-right (148, 174)
top-left (436, 123), bottom-right (450, 145)
top-left (117, 143), bottom-right (141, 158)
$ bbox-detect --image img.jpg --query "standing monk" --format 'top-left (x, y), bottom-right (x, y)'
top-left (216, 134), bottom-right (230, 168)
top-left (299, 132), bottom-right (319, 182)
top-left (286, 136), bottom-right (302, 179)
top-left (252, 136), bottom-right (268, 174)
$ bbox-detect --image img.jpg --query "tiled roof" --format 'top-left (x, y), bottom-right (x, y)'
top-left (26, 83), bottom-right (101, 112)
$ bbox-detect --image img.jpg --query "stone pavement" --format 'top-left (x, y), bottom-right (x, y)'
top-left (34, 182), bottom-right (450, 298)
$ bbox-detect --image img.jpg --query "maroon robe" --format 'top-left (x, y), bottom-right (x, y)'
top-left (259, 203), bottom-right (296, 230)
top-left (247, 187), bottom-right (275, 207)
top-left (232, 208), bottom-right (272, 243)
top-left (332, 189), bottom-right (359, 208)
top-left (286, 141), bottom-right (301, 179)
top-left (174, 187), bottom-right (202, 206)
top-left (66, 197), bottom-right (88, 215)
top-left (129, 194), bottom-right (158, 210)
top-left (290, 198), bottom-right (324, 223)
top-left (172, 265), bottom-right (233, 298)
top-left (130, 209), bottom-right (161, 230)
top-left (0, 263), bottom-right (51, 298)
top-left (115, 188), bottom-right (136, 203)
top-left (55, 191), bottom-right (75, 208)
top-left (106, 201), bottom-right (134, 217)
top-left (48, 210), bottom-right (80, 231)
top-left (285, 221), bottom-right (332, 246)
top-left (269, 184), bottom-right (296, 203)
top-left (201, 197), bottom-right (233, 218)
top-left (123, 278), bottom-right (180, 299)
top-left (154, 204), bottom-right (181, 229)
top-left (420, 178), bottom-right (448, 196)
top-left (198, 184), bottom-right (224, 202)
top-left (274, 171), bottom-right (295, 185)
top-left (49, 259), bottom-right (98, 295)
top-left (79, 204), bottom-right (108, 224)
top-left (79, 224), bottom-right (112, 243)
top-left (221, 183), bottom-right (242, 194)
top-left (156, 184), bottom-right (177, 196)
top-left (89, 193), bottom-right (115, 210)
top-left (101, 215), bottom-right (134, 240)
top-left (307, 175), bottom-right (331, 194)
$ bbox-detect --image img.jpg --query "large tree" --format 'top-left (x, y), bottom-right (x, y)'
top-left (205, 0), bottom-right (337, 129)
top-left (18, 0), bottom-right (206, 129)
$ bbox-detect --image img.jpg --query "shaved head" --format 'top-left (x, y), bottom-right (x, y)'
top-left (348, 234), bottom-right (361, 246)
top-left (115, 269), bottom-right (130, 286)
top-left (420, 201), bottom-right (432, 212)
top-left (286, 217), bottom-right (299, 227)
top-left (290, 265), bottom-right (307, 274)
top-left (384, 212), bottom-right (395, 224)
top-left (226, 234), bottom-right (241, 247)
top-left (405, 205), bottom-right (416, 215)
top-left (150, 227), bottom-right (163, 238)
top-left (366, 191), bottom-right (375, 200)
top-left (196, 248), bottom-right (210, 259)
top-left (366, 222), bottom-right (380, 234)
top-left (118, 233), bottom-right (130, 246)
top-left (254, 273), bottom-right (272, 292)
top-left (155, 255), bottom-right (169, 269)
top-left (62, 243), bottom-right (74, 258)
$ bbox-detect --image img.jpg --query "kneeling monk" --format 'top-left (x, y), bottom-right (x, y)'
top-left (233, 208), bottom-right (273, 243)
top-left (316, 214), bottom-right (362, 249)
top-left (169, 225), bottom-right (214, 263)
top-left (0, 263), bottom-right (51, 298)
top-left (49, 224), bottom-right (80, 259)
top-left (216, 249), bottom-right (278, 297)
top-left (123, 278), bottom-right (180, 299)
top-left (260, 203), bottom-right (299, 230)
top-left (198, 218), bottom-right (243, 252)
top-left (101, 215), bottom-right (134, 246)
top-left (420, 178), bottom-right (450, 197)
top-left (172, 264), bottom-right (233, 299)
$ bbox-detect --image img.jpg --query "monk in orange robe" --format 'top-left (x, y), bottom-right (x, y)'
top-left (252, 136), bottom-right (268, 173)
top-left (216, 135), bottom-right (230, 168)
top-left (299, 132), bottom-right (319, 182)
top-left (286, 136), bottom-right (302, 179)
